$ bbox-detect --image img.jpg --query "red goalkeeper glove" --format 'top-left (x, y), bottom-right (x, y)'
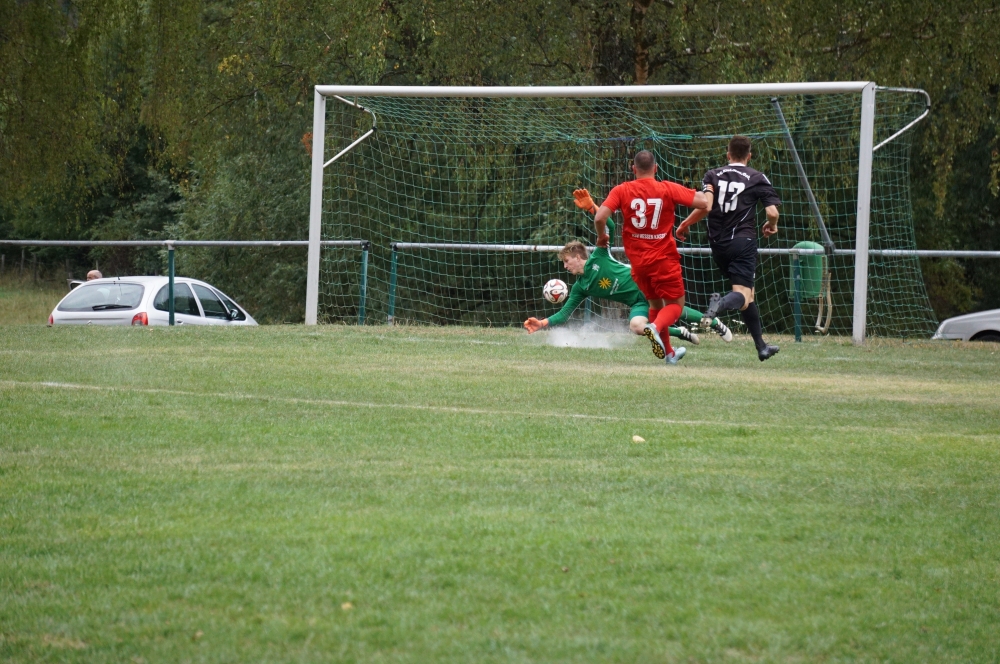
top-left (573, 189), bottom-right (598, 214)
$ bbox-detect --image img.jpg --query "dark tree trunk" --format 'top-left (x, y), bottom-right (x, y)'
top-left (631, 0), bottom-right (654, 84)
top-left (593, 0), bottom-right (633, 85)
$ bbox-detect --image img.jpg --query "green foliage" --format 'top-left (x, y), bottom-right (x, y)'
top-left (174, 123), bottom-right (313, 322)
top-left (1, 0), bottom-right (998, 320)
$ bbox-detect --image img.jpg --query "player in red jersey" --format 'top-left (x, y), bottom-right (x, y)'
top-left (593, 150), bottom-right (711, 364)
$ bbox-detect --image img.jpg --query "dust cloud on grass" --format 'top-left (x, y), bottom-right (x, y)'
top-left (540, 323), bottom-right (638, 349)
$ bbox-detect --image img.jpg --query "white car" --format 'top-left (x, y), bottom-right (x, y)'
top-left (931, 309), bottom-right (1000, 342)
top-left (48, 276), bottom-right (257, 327)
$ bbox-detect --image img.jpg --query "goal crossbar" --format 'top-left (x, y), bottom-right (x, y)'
top-left (315, 83), bottom-right (871, 98)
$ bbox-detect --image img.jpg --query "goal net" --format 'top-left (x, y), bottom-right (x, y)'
top-left (312, 85), bottom-right (936, 338)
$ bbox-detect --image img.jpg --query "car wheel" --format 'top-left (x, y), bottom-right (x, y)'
top-left (970, 331), bottom-right (1000, 343)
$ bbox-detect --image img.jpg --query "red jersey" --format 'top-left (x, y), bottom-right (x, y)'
top-left (601, 178), bottom-right (696, 269)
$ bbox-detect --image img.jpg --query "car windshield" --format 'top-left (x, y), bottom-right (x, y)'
top-left (57, 282), bottom-right (145, 312)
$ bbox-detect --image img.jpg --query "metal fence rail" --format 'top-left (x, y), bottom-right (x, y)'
top-left (0, 240), bottom-right (366, 248)
top-left (391, 242), bottom-right (1000, 259)
top-left (6, 239), bottom-right (998, 329)
top-left (386, 241), bottom-right (1000, 327)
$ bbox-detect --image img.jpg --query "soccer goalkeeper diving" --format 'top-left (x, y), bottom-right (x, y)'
top-left (523, 189), bottom-right (733, 345)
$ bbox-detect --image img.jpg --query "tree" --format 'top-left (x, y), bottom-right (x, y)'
top-left (2, 0), bottom-right (998, 319)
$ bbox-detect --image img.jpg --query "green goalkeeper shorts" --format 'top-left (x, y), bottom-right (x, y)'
top-left (629, 302), bottom-right (650, 321)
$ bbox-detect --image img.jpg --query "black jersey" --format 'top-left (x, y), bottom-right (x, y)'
top-left (702, 164), bottom-right (781, 243)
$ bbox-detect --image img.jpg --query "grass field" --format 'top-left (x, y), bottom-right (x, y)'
top-left (1, 324), bottom-right (998, 662)
top-left (0, 278), bottom-right (67, 326)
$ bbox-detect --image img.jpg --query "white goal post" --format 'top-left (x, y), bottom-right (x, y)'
top-left (306, 82), bottom-right (879, 343)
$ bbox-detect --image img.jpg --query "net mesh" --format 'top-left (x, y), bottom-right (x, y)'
top-left (318, 89), bottom-right (936, 337)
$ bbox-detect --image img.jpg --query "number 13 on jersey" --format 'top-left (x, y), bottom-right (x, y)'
top-left (629, 198), bottom-right (663, 229)
top-left (716, 181), bottom-right (745, 213)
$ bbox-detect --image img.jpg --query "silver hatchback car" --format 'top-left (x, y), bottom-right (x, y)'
top-left (48, 276), bottom-right (258, 326)
top-left (931, 309), bottom-right (1000, 342)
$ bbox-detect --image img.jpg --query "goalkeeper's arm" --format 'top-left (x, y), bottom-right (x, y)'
top-left (573, 189), bottom-right (617, 248)
top-left (524, 282), bottom-right (586, 333)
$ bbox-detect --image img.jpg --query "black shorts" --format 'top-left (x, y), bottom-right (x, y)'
top-left (710, 237), bottom-right (757, 288)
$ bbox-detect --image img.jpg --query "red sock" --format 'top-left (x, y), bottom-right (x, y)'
top-left (654, 304), bottom-right (682, 354)
top-left (654, 303), bottom-right (682, 332)
top-left (647, 307), bottom-right (660, 326)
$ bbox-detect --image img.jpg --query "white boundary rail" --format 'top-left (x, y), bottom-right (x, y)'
top-left (306, 83), bottom-right (930, 343)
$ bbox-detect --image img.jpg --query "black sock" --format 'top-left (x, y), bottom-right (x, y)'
top-left (740, 302), bottom-right (767, 351)
top-left (718, 291), bottom-right (745, 312)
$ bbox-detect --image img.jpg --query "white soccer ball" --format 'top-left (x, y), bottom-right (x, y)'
top-left (543, 279), bottom-right (569, 304)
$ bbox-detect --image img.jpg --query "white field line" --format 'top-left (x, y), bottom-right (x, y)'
top-left (2, 380), bottom-right (997, 439)
top-left (0, 380), bottom-right (721, 427)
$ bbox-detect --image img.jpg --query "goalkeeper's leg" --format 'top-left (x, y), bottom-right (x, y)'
top-left (628, 304), bottom-right (651, 336)
top-left (670, 324), bottom-right (699, 345)
top-left (680, 305), bottom-right (732, 342)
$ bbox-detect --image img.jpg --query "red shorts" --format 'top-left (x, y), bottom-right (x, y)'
top-left (631, 259), bottom-right (685, 301)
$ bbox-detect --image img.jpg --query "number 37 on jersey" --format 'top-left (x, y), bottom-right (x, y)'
top-left (628, 198), bottom-right (663, 229)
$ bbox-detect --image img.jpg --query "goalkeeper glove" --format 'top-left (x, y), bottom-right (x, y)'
top-left (573, 189), bottom-right (598, 214)
top-left (524, 317), bottom-right (547, 333)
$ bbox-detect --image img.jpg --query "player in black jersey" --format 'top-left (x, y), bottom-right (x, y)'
top-left (675, 135), bottom-right (782, 361)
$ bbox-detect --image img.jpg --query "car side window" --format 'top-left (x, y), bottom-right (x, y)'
top-left (192, 283), bottom-right (230, 319)
top-left (212, 288), bottom-right (246, 321)
top-left (153, 283), bottom-right (202, 316)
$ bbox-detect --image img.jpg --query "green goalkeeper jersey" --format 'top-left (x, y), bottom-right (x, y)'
top-left (547, 242), bottom-right (647, 327)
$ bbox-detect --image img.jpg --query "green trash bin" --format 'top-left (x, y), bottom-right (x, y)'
top-left (788, 241), bottom-right (825, 300)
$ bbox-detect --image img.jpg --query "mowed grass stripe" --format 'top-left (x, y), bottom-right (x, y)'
top-left (0, 379), bottom-right (723, 428)
top-left (1, 377), bottom-right (997, 440)
top-left (0, 325), bottom-right (998, 437)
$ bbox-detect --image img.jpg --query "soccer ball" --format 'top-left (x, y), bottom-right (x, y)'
top-left (543, 279), bottom-right (569, 304)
